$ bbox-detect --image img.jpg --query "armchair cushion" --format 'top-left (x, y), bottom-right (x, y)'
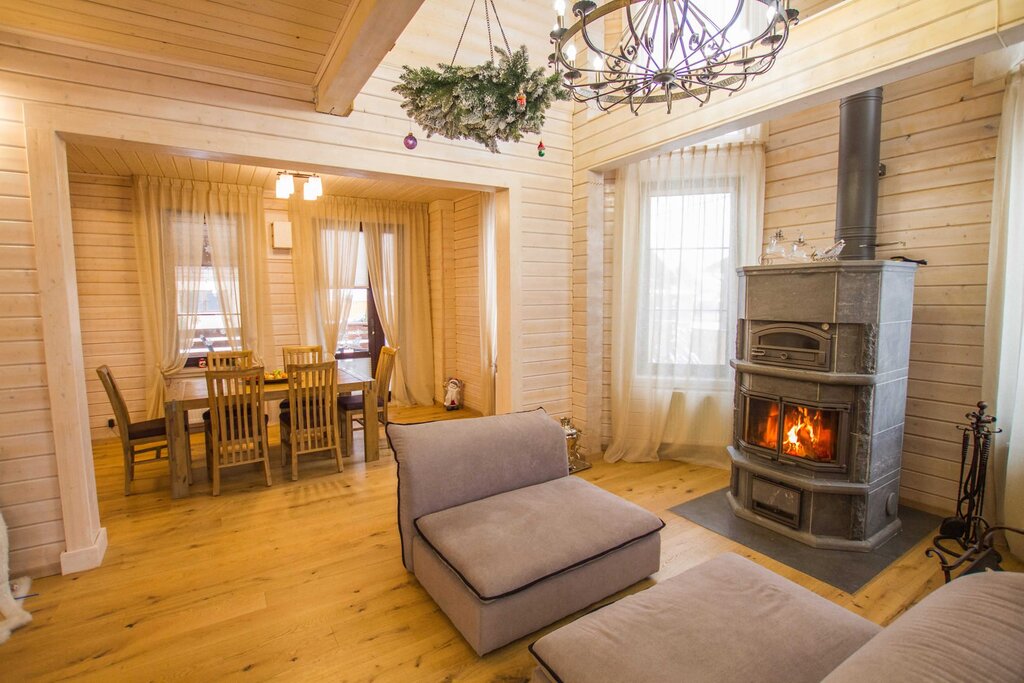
top-left (388, 408), bottom-right (569, 571)
top-left (415, 475), bottom-right (664, 601)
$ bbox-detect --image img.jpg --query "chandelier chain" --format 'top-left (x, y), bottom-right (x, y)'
top-left (451, 0), bottom-right (512, 66)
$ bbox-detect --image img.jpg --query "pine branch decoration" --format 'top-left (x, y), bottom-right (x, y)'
top-left (394, 46), bottom-right (568, 154)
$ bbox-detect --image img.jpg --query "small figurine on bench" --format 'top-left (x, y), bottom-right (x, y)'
top-left (443, 377), bottom-right (464, 411)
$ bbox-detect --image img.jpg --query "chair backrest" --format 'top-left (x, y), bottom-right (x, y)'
top-left (284, 361), bottom-right (340, 454)
top-left (206, 350), bottom-right (253, 371)
top-left (95, 365), bottom-right (132, 445)
top-left (205, 368), bottom-right (266, 466)
top-left (376, 346), bottom-right (398, 423)
top-left (282, 345), bottom-right (323, 368)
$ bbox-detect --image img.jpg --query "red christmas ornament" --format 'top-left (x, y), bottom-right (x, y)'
top-left (403, 132), bottom-right (418, 150)
top-left (537, 140), bottom-right (546, 157)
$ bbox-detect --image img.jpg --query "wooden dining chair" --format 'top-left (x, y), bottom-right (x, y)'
top-left (281, 345), bottom-right (323, 367)
top-left (205, 368), bottom-right (271, 496)
top-left (206, 350), bottom-right (253, 370)
top-left (278, 346), bottom-right (323, 412)
top-left (340, 346), bottom-right (398, 458)
top-left (96, 365), bottom-right (189, 495)
top-left (202, 349), bottom-right (254, 460)
top-left (280, 361), bottom-right (343, 480)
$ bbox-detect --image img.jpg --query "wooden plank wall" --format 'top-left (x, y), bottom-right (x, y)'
top-left (764, 59), bottom-right (1002, 512)
top-left (71, 179), bottom-right (299, 442)
top-left (0, 0), bottom-right (565, 577)
top-left (0, 98), bottom-right (65, 578)
top-left (70, 175), bottom-right (145, 441)
top-left (453, 193), bottom-right (482, 412)
top-left (427, 200), bottom-right (449, 404)
top-left (596, 60), bottom-right (1001, 512)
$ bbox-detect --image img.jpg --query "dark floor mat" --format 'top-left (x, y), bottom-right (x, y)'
top-left (670, 488), bottom-right (942, 593)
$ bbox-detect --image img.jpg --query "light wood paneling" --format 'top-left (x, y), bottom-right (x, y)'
top-left (591, 60), bottom-right (1003, 513)
top-left (65, 144), bottom-right (470, 204)
top-left (762, 58), bottom-right (1000, 511)
top-left (453, 192), bottom-right (482, 412)
top-left (0, 0), bottom-right (350, 86)
top-left (70, 174), bottom-right (146, 442)
top-left (428, 199), bottom-right (453, 404)
top-left (0, 101), bottom-right (63, 578)
top-left (4, 413), bottom-right (1012, 680)
top-left (0, 0), bottom-right (573, 577)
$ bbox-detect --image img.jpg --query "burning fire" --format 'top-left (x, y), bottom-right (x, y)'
top-left (782, 406), bottom-right (835, 461)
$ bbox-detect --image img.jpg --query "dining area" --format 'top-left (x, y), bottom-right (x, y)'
top-left (98, 344), bottom-right (395, 498)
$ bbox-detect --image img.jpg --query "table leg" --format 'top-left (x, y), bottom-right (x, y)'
top-left (363, 380), bottom-right (379, 463)
top-left (166, 400), bottom-right (190, 498)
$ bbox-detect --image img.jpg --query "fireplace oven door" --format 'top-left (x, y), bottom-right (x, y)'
top-left (740, 391), bottom-right (849, 472)
top-left (748, 322), bottom-right (833, 371)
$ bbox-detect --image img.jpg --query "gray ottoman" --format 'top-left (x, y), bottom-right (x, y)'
top-left (529, 553), bottom-right (880, 683)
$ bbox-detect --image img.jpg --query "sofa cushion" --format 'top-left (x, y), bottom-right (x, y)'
top-left (823, 569), bottom-right (1024, 683)
top-left (414, 475), bottom-right (663, 601)
top-left (529, 553), bottom-right (881, 683)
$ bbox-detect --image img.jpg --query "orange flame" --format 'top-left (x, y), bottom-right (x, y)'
top-left (781, 406), bottom-right (835, 461)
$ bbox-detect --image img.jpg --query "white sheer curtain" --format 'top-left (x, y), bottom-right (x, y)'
top-left (362, 199), bottom-right (435, 405)
top-left (983, 65), bottom-right (1024, 559)
top-left (290, 195), bottom-right (362, 353)
top-left (606, 143), bottom-right (764, 465)
top-left (478, 192), bottom-right (498, 415)
top-left (206, 183), bottom-right (274, 366)
top-left (134, 177), bottom-right (273, 418)
top-left (134, 177), bottom-right (205, 418)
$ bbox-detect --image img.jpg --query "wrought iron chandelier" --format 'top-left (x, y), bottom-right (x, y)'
top-left (549, 0), bottom-right (799, 114)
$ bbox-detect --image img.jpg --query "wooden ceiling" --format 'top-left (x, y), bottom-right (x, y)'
top-left (65, 142), bottom-right (470, 203)
top-left (0, 0), bottom-right (425, 113)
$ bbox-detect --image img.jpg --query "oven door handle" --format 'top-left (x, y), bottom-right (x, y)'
top-left (750, 349), bottom-right (767, 357)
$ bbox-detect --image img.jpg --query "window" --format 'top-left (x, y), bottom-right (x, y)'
top-left (173, 215), bottom-right (242, 366)
top-left (333, 230), bottom-right (386, 375)
top-left (639, 185), bottom-right (737, 380)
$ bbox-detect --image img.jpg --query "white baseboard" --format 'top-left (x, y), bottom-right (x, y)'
top-left (59, 527), bottom-right (107, 575)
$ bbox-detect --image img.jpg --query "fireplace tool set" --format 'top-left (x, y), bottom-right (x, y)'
top-left (927, 402), bottom-right (1023, 582)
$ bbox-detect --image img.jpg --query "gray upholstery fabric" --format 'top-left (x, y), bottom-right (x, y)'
top-left (416, 476), bottom-right (664, 599)
top-left (823, 570), bottom-right (1024, 683)
top-left (529, 667), bottom-right (554, 683)
top-left (529, 553), bottom-right (880, 683)
top-left (413, 531), bottom-right (661, 655)
top-left (389, 408), bottom-right (568, 571)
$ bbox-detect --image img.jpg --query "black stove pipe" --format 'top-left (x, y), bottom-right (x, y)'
top-left (836, 88), bottom-right (883, 260)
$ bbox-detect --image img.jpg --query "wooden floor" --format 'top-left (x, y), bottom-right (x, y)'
top-left (1, 405), bottom-right (993, 681)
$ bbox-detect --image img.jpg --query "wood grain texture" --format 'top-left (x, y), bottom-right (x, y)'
top-left (3, 403), bottom-right (1013, 680)
top-left (763, 59), bottom-right (1002, 511)
top-left (0, 0), bottom-right (350, 87)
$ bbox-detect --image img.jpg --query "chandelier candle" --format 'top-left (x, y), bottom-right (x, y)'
top-left (549, 0), bottom-right (799, 114)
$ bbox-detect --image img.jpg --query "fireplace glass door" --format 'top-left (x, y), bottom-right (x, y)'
top-left (744, 396), bottom-right (780, 452)
top-left (742, 392), bottom-right (846, 468)
top-left (780, 404), bottom-right (840, 463)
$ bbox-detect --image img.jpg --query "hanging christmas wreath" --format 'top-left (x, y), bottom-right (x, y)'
top-left (394, 46), bottom-right (567, 154)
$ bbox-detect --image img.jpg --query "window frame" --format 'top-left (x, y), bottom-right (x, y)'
top-left (635, 177), bottom-right (741, 384)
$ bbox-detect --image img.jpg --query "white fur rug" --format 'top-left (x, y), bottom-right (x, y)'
top-left (0, 510), bottom-right (32, 644)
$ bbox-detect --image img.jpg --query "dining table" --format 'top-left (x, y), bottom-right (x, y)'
top-left (163, 363), bottom-right (378, 498)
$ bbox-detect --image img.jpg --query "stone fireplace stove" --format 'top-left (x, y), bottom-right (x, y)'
top-left (727, 260), bottom-right (917, 551)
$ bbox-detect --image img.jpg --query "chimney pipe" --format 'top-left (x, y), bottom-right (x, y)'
top-left (835, 88), bottom-right (883, 260)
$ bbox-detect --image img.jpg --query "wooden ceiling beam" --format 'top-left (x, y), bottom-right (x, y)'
top-left (314, 0), bottom-right (425, 117)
